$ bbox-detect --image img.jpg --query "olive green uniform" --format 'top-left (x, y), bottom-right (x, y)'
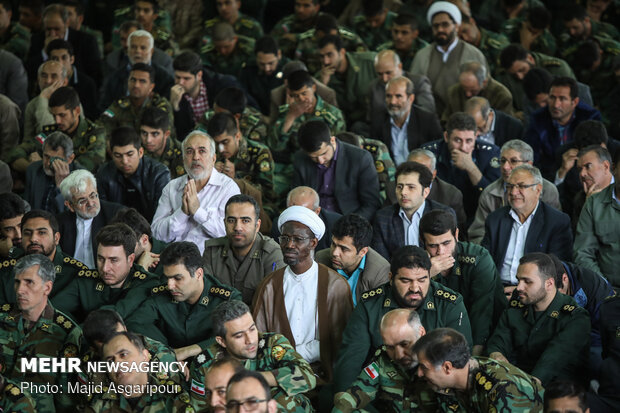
top-left (376, 37), bottom-right (429, 71)
top-left (361, 137), bottom-right (396, 204)
top-left (50, 264), bottom-right (160, 323)
top-left (353, 11), bottom-right (397, 51)
top-left (501, 17), bottom-right (557, 56)
top-left (295, 27), bottom-right (368, 74)
top-left (204, 13), bottom-right (264, 41)
top-left (0, 22), bottom-right (30, 60)
top-left (201, 34), bottom-right (255, 77)
top-left (477, 28), bottom-right (510, 75)
top-left (100, 94), bottom-right (175, 141)
top-left (203, 232), bottom-right (284, 305)
top-left (0, 376), bottom-right (36, 413)
top-left (196, 106), bottom-right (269, 143)
top-left (334, 280), bottom-right (472, 392)
top-left (145, 136), bottom-right (185, 179)
top-left (486, 292), bottom-right (591, 386)
top-left (270, 13), bottom-right (321, 57)
top-left (124, 275), bottom-right (241, 350)
top-left (189, 332), bottom-right (315, 412)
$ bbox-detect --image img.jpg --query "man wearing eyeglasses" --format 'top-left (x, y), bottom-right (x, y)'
top-left (226, 370), bottom-right (278, 413)
top-left (481, 164), bottom-right (572, 292)
top-left (469, 139), bottom-right (561, 244)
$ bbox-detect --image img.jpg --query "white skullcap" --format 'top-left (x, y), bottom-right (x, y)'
top-left (427, 1), bottom-right (462, 25)
top-left (278, 206), bottom-right (326, 241)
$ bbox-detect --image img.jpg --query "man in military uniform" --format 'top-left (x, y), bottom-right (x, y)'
top-left (486, 253), bottom-right (591, 386)
top-left (140, 106), bottom-right (185, 179)
top-left (376, 13), bottom-right (429, 73)
top-left (0, 374), bottom-right (36, 412)
top-left (560, 4), bottom-right (620, 50)
top-left (0, 254), bottom-right (84, 412)
top-left (0, 0), bottom-right (30, 60)
top-left (501, 6), bottom-right (557, 56)
top-left (204, 0), bottom-right (263, 41)
top-left (190, 300), bottom-right (315, 412)
top-left (419, 210), bottom-right (505, 356)
top-left (334, 245), bottom-right (472, 392)
top-left (271, 0), bottom-right (322, 57)
top-left (51, 223), bottom-right (160, 323)
top-left (201, 22), bottom-right (255, 77)
top-left (414, 327), bottom-right (544, 412)
top-left (125, 242), bottom-right (241, 362)
top-left (0, 210), bottom-right (88, 303)
top-left (591, 293), bottom-right (620, 412)
top-left (458, 15), bottom-right (510, 75)
top-left (476, 0), bottom-right (545, 33)
top-left (100, 63), bottom-right (174, 143)
top-left (352, 1), bottom-right (397, 50)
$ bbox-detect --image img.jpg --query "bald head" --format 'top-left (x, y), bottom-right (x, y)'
top-left (380, 309), bottom-right (425, 368)
top-left (374, 50), bottom-right (403, 84)
top-left (286, 186), bottom-right (320, 213)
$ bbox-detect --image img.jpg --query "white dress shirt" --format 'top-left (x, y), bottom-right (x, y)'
top-left (74, 216), bottom-right (95, 268)
top-left (500, 202), bottom-right (540, 284)
top-left (283, 261), bottom-right (320, 363)
top-left (399, 201), bottom-right (426, 247)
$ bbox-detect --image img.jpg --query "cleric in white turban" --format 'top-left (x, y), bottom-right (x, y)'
top-left (278, 205), bottom-right (326, 241)
top-left (426, 1), bottom-right (462, 25)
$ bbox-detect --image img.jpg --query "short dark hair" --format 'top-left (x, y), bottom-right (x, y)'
top-left (331, 214), bottom-right (372, 252)
top-left (547, 254), bottom-right (567, 291)
top-left (83, 309), bottom-right (125, 346)
top-left (49, 86), bottom-right (80, 110)
top-left (287, 70), bottom-right (314, 91)
top-left (419, 210), bottom-right (457, 238)
top-left (578, 144), bottom-right (612, 165)
top-left (393, 13), bottom-right (418, 31)
top-left (298, 120), bottom-right (331, 153)
top-left (212, 300), bottom-right (251, 338)
top-left (446, 112), bottom-right (476, 137)
top-left (315, 13), bottom-right (338, 33)
top-left (0, 193), bottom-right (26, 221)
top-left (207, 112), bottom-right (238, 138)
top-left (227, 370), bottom-right (271, 401)
top-left (173, 51), bottom-right (203, 74)
top-left (214, 87), bottom-right (246, 115)
top-left (335, 132), bottom-right (361, 147)
top-left (159, 242), bottom-right (203, 276)
top-left (519, 252), bottom-right (556, 282)
top-left (574, 39), bottom-right (601, 71)
top-left (61, 0), bottom-right (84, 15)
top-left (412, 328), bottom-right (470, 369)
top-left (563, 4), bottom-right (588, 22)
top-left (225, 194), bottom-right (260, 222)
top-left (103, 331), bottom-right (145, 352)
top-left (110, 126), bottom-right (141, 151)
top-left (550, 76), bottom-right (578, 100)
top-left (46, 38), bottom-right (74, 57)
top-left (131, 62), bottom-right (155, 83)
top-left (499, 43), bottom-right (529, 70)
top-left (134, 0), bottom-right (158, 13)
top-left (574, 120), bottom-right (609, 148)
top-left (363, 0), bottom-right (384, 17)
top-left (526, 6), bottom-right (551, 30)
top-left (96, 223), bottom-right (138, 258)
top-left (544, 380), bottom-right (588, 412)
top-left (111, 208), bottom-right (152, 240)
top-left (522, 67), bottom-right (552, 101)
top-left (390, 245), bottom-right (431, 275)
top-left (318, 34), bottom-right (344, 51)
top-left (119, 20), bottom-right (143, 33)
top-left (21, 210), bottom-right (59, 235)
top-left (254, 35), bottom-right (279, 55)
top-left (141, 106), bottom-right (170, 131)
top-left (395, 161), bottom-right (433, 188)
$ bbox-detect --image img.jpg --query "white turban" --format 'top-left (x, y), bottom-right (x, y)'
top-left (278, 206), bottom-right (326, 241)
top-left (427, 1), bottom-right (462, 25)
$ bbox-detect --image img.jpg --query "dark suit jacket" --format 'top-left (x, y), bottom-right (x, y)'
top-left (271, 208), bottom-right (342, 251)
top-left (481, 201), bottom-right (573, 271)
top-left (372, 199), bottom-right (455, 260)
top-left (292, 141), bottom-right (382, 221)
top-left (429, 177), bottom-right (467, 239)
top-left (71, 69), bottom-right (98, 119)
top-left (57, 200), bottom-right (125, 258)
top-left (492, 109), bottom-right (524, 147)
top-left (25, 160), bottom-right (83, 212)
top-left (371, 104), bottom-right (443, 158)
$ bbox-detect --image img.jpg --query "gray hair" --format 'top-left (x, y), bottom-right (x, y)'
top-left (59, 169), bottom-right (97, 202)
top-left (375, 49), bottom-right (401, 67)
top-left (211, 300), bottom-right (251, 338)
top-left (38, 60), bottom-right (68, 80)
top-left (459, 61), bottom-right (488, 86)
top-left (386, 75), bottom-right (414, 95)
top-left (408, 149), bottom-right (437, 172)
top-left (501, 139), bottom-right (534, 163)
top-left (464, 96), bottom-right (491, 119)
top-left (287, 186), bottom-right (320, 209)
top-left (128, 29), bottom-right (154, 50)
top-left (43, 4), bottom-right (68, 22)
top-left (44, 131), bottom-right (74, 157)
top-left (578, 145), bottom-right (612, 165)
top-left (183, 130), bottom-right (216, 156)
top-left (510, 164), bottom-right (543, 185)
top-left (15, 254), bottom-right (56, 284)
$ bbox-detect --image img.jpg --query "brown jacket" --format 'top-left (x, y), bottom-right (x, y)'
top-left (252, 263), bottom-right (353, 382)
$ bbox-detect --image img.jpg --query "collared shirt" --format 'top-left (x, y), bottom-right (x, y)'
top-left (399, 201), bottom-right (426, 247)
top-left (613, 185), bottom-right (619, 205)
top-left (283, 261), bottom-right (320, 363)
top-left (151, 169), bottom-right (241, 254)
top-left (500, 202), bottom-right (540, 284)
top-left (337, 254), bottom-right (367, 307)
top-left (552, 112), bottom-right (576, 145)
top-left (184, 81), bottom-right (209, 124)
top-left (317, 143), bottom-right (339, 213)
top-left (435, 37), bottom-right (459, 63)
top-left (74, 216), bottom-right (95, 268)
top-left (390, 110), bottom-right (412, 165)
top-left (477, 109), bottom-right (496, 145)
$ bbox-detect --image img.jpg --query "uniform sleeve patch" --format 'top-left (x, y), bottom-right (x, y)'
top-left (364, 362), bottom-right (379, 379)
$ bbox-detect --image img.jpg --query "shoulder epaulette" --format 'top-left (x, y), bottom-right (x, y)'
top-left (338, 27), bottom-right (356, 39)
top-left (486, 38), bottom-right (504, 49)
top-left (209, 286), bottom-right (234, 300)
top-left (53, 311), bottom-right (77, 332)
top-left (458, 255), bottom-right (476, 265)
top-left (238, 18), bottom-right (255, 29)
top-left (245, 113), bottom-right (259, 124)
top-left (4, 382), bottom-right (27, 402)
top-left (474, 371), bottom-right (497, 394)
top-left (1, 258), bottom-right (16, 268)
top-left (151, 284), bottom-right (168, 295)
top-left (509, 299), bottom-right (524, 308)
top-left (118, 98), bottom-right (130, 109)
top-left (205, 18), bottom-right (217, 29)
top-left (321, 110), bottom-right (338, 125)
top-left (542, 59), bottom-right (561, 68)
top-left (204, 236), bottom-right (228, 248)
top-left (42, 124), bottom-right (58, 134)
top-left (201, 43), bottom-right (214, 54)
top-left (114, 6), bottom-right (131, 17)
top-left (298, 29), bottom-right (315, 40)
top-left (364, 144), bottom-right (378, 153)
top-left (63, 256), bottom-right (88, 270)
top-left (77, 269), bottom-right (99, 278)
top-left (361, 286), bottom-right (384, 301)
top-left (132, 269), bottom-right (149, 280)
top-left (561, 304), bottom-right (577, 314)
top-left (353, 15), bottom-right (366, 25)
top-left (435, 288), bottom-right (459, 303)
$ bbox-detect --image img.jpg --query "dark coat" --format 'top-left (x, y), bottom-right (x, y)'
top-left (492, 109), bottom-right (524, 147)
top-left (70, 69), bottom-right (98, 119)
top-left (25, 160), bottom-right (83, 213)
top-left (428, 177), bottom-right (467, 238)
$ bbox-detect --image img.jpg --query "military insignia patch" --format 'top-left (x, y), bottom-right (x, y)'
top-left (384, 298), bottom-right (391, 307)
top-left (64, 344), bottom-right (78, 358)
top-left (271, 345), bottom-right (286, 361)
top-left (363, 362), bottom-right (379, 379)
top-left (96, 282), bottom-right (104, 291)
top-left (490, 157), bottom-right (500, 168)
top-left (89, 136), bottom-right (96, 144)
top-left (550, 311), bottom-right (559, 318)
top-left (427, 302), bottom-right (435, 309)
top-left (259, 160), bottom-right (271, 172)
top-left (201, 296), bottom-right (209, 306)
top-left (375, 160), bottom-right (385, 173)
top-left (55, 265), bottom-right (62, 273)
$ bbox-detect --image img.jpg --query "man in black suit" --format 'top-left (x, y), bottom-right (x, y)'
top-left (57, 169), bottom-right (125, 268)
top-left (371, 75), bottom-right (443, 165)
top-left (464, 96), bottom-right (524, 147)
top-left (293, 120), bottom-right (382, 221)
top-left (372, 161), bottom-right (454, 260)
top-left (482, 164), bottom-right (573, 294)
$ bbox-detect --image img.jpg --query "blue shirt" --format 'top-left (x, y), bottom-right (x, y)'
top-left (398, 202), bottom-right (426, 247)
top-left (337, 254), bottom-right (366, 306)
top-left (390, 111), bottom-right (411, 165)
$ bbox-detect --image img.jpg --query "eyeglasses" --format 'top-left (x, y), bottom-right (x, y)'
top-left (279, 235), bottom-right (311, 245)
top-left (499, 158), bottom-right (527, 166)
top-left (505, 183), bottom-right (538, 191)
top-left (226, 398), bottom-right (268, 412)
top-left (75, 192), bottom-right (99, 207)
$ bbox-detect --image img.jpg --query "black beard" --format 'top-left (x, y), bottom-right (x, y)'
top-left (435, 31), bottom-right (455, 46)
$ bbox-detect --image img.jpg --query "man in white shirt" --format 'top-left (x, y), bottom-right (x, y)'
top-left (151, 131), bottom-right (240, 254)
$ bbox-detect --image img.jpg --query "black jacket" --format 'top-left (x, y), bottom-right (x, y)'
top-left (492, 109), bottom-right (524, 147)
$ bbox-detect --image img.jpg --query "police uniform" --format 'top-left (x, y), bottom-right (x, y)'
top-left (50, 264), bottom-right (160, 324)
top-left (376, 37), bottom-right (429, 71)
top-left (294, 27), bottom-right (368, 74)
top-left (124, 275), bottom-right (241, 350)
top-left (477, 28), bottom-right (510, 75)
top-left (353, 11), bottom-right (397, 51)
top-left (0, 376), bottom-right (36, 413)
top-left (361, 137), bottom-right (396, 204)
top-left (145, 137), bottom-right (185, 179)
top-left (334, 280), bottom-right (472, 392)
top-left (196, 106), bottom-right (269, 143)
top-left (486, 292), bottom-right (591, 386)
top-left (189, 332), bottom-right (315, 413)
top-left (204, 13), bottom-right (264, 41)
top-left (421, 139), bottom-right (501, 220)
top-left (0, 22), bottom-right (31, 60)
top-left (200, 34), bottom-right (255, 77)
top-left (501, 16), bottom-right (557, 56)
top-left (203, 232), bottom-right (284, 305)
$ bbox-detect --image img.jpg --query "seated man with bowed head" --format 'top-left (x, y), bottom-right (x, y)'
top-left (151, 130), bottom-right (240, 254)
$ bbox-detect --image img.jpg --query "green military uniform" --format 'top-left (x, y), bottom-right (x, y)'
top-left (294, 27), bottom-right (368, 74)
top-left (145, 136), bottom-right (185, 179)
top-left (196, 106), bottom-right (269, 143)
top-left (333, 347), bottom-right (436, 413)
top-left (0, 246), bottom-right (88, 304)
top-left (0, 376), bottom-right (36, 412)
top-left (590, 19), bottom-right (620, 41)
top-left (270, 95), bottom-right (345, 163)
top-left (124, 275), bottom-right (241, 350)
top-left (501, 17), bottom-right (558, 56)
top-left (434, 357), bottom-right (544, 412)
top-left (100, 94), bottom-right (175, 141)
top-left (361, 137), bottom-right (396, 204)
top-left (486, 292), bottom-right (591, 386)
top-left (201, 34), bottom-right (255, 77)
top-left (394, 2), bottom-right (431, 39)
top-left (353, 11), bottom-right (397, 51)
top-left (376, 37), bottom-right (429, 71)
top-left (475, 0), bottom-right (545, 33)
top-left (203, 232), bottom-right (284, 305)
top-left (228, 138), bottom-right (277, 208)
top-left (270, 13), bottom-right (320, 57)
top-left (0, 303), bottom-right (83, 412)
top-left (0, 22), bottom-right (30, 60)
top-left (50, 264), bottom-right (160, 323)
top-left (189, 332), bottom-right (315, 413)
top-left (111, 6), bottom-right (175, 54)
top-left (432, 242), bottom-right (506, 348)
top-left (204, 13), bottom-right (264, 41)
top-left (477, 28), bottom-right (510, 75)
top-left (334, 280), bottom-right (472, 392)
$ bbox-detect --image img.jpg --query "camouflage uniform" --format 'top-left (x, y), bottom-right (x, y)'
top-left (590, 19), bottom-right (620, 42)
top-left (100, 94), bottom-right (175, 141)
top-left (477, 28), bottom-right (510, 75)
top-left (204, 13), bottom-right (264, 41)
top-left (189, 332), bottom-right (315, 412)
top-left (201, 34), bottom-right (255, 77)
top-left (111, 6), bottom-right (177, 55)
top-left (475, 0), bottom-right (545, 33)
top-left (145, 137), bottom-right (186, 179)
top-left (376, 37), bottom-right (429, 71)
top-left (196, 106), bottom-right (269, 143)
top-left (501, 16), bottom-right (557, 56)
top-left (353, 11), bottom-right (397, 51)
top-left (294, 27), bottom-right (368, 74)
top-left (0, 376), bottom-right (36, 412)
top-left (229, 138), bottom-right (276, 208)
top-left (270, 13), bottom-right (321, 57)
top-left (361, 137), bottom-right (396, 204)
top-left (0, 22), bottom-right (30, 60)
top-left (0, 303), bottom-right (84, 412)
